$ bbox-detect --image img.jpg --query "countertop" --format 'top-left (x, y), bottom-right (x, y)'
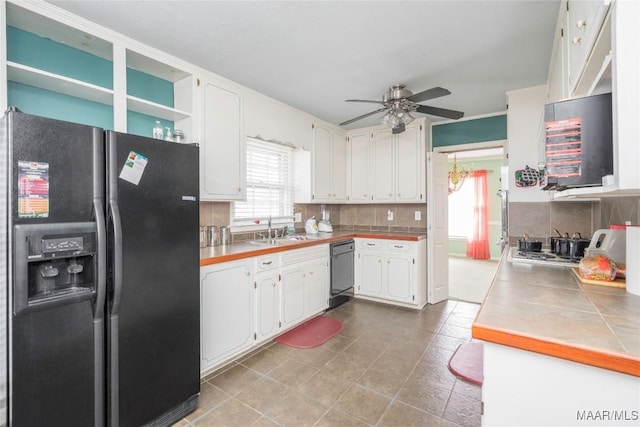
top-left (472, 250), bottom-right (640, 377)
top-left (200, 230), bottom-right (426, 266)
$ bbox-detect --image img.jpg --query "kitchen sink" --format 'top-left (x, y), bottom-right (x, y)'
top-left (247, 234), bottom-right (321, 246)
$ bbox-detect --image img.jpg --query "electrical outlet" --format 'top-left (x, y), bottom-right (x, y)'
top-left (387, 210), bottom-right (393, 221)
top-left (294, 212), bottom-right (302, 222)
top-left (415, 211), bottom-right (421, 221)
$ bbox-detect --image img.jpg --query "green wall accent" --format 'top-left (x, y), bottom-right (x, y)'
top-left (8, 81), bottom-right (114, 129)
top-left (127, 68), bottom-right (174, 107)
top-left (7, 26), bottom-right (175, 134)
top-left (127, 111), bottom-right (173, 139)
top-left (7, 26), bottom-right (113, 88)
top-left (433, 115), bottom-right (507, 147)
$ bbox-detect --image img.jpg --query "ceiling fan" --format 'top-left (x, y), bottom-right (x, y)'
top-left (339, 84), bottom-right (464, 134)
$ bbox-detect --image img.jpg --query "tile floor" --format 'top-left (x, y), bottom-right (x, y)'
top-left (175, 299), bottom-right (482, 427)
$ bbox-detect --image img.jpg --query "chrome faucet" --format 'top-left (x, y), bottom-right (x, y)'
top-left (267, 215), bottom-right (272, 243)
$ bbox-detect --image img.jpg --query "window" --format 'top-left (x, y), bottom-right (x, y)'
top-left (233, 138), bottom-right (294, 225)
top-left (448, 178), bottom-right (474, 238)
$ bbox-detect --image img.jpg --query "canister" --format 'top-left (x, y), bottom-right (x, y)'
top-left (199, 226), bottom-right (207, 248)
top-left (207, 226), bottom-right (220, 246)
top-left (220, 226), bottom-right (231, 245)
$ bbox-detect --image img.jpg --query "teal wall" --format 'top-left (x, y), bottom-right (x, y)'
top-left (433, 115), bottom-right (507, 147)
top-left (448, 157), bottom-right (503, 260)
top-left (6, 26), bottom-right (174, 137)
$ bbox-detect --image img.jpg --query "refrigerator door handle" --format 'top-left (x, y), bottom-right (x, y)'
top-left (109, 199), bottom-right (123, 316)
top-left (94, 198), bottom-right (107, 427)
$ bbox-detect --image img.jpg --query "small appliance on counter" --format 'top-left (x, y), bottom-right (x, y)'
top-left (318, 205), bottom-right (333, 233)
top-left (586, 226), bottom-right (626, 264)
top-left (304, 216), bottom-right (319, 234)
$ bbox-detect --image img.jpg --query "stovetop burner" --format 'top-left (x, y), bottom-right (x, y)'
top-left (509, 247), bottom-right (580, 266)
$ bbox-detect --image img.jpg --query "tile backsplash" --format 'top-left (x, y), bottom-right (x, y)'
top-left (199, 201), bottom-right (427, 243)
top-left (508, 196), bottom-right (640, 246)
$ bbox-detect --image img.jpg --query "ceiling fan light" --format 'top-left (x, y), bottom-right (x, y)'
top-left (400, 112), bottom-right (414, 125)
top-left (390, 114), bottom-right (401, 127)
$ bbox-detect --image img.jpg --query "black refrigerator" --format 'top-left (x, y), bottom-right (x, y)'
top-left (0, 110), bottom-right (200, 426)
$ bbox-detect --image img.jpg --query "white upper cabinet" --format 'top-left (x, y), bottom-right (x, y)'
top-left (370, 121), bottom-right (426, 203)
top-left (396, 124), bottom-right (424, 202)
top-left (244, 91), bottom-right (312, 147)
top-left (199, 76), bottom-right (245, 201)
top-left (547, 0), bottom-right (640, 198)
top-left (566, 0), bottom-right (610, 95)
top-left (347, 131), bottom-right (371, 203)
top-left (295, 122), bottom-right (347, 203)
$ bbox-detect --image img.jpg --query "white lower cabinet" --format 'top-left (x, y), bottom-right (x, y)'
top-left (201, 245), bottom-right (330, 374)
top-left (254, 255), bottom-right (280, 344)
top-left (281, 245), bottom-right (330, 329)
top-left (355, 238), bottom-right (426, 308)
top-left (200, 259), bottom-right (253, 372)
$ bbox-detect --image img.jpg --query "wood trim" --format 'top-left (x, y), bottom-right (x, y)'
top-left (472, 323), bottom-right (640, 377)
top-left (200, 232), bottom-right (425, 266)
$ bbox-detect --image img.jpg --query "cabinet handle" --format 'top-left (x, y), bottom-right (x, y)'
top-left (272, 282), bottom-right (276, 287)
top-left (572, 37), bottom-right (582, 46)
top-left (262, 261), bottom-right (273, 265)
top-left (309, 271), bottom-right (313, 275)
top-left (363, 194), bottom-right (367, 197)
top-left (367, 243), bottom-right (375, 246)
top-left (576, 19), bottom-right (586, 30)
top-left (389, 193), bottom-right (393, 197)
top-left (393, 245), bottom-right (403, 248)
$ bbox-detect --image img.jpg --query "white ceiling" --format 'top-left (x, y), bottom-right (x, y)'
top-left (46, 0), bottom-right (560, 129)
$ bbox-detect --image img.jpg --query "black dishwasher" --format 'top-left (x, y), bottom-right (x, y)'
top-left (329, 240), bottom-right (355, 309)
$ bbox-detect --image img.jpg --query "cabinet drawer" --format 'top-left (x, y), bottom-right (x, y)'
top-left (281, 244), bottom-right (329, 265)
top-left (255, 255), bottom-right (279, 272)
top-left (386, 241), bottom-right (414, 252)
top-left (358, 239), bottom-right (385, 251)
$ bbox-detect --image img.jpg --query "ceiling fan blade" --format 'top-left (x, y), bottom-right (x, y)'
top-left (339, 108), bottom-right (388, 126)
top-left (407, 87), bottom-right (451, 103)
top-left (415, 104), bottom-right (464, 120)
top-left (345, 99), bottom-right (384, 104)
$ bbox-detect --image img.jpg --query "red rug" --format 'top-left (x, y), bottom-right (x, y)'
top-left (448, 342), bottom-right (484, 386)
top-left (275, 315), bottom-right (343, 349)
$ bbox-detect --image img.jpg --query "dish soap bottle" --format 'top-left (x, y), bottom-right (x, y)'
top-left (153, 121), bottom-right (163, 139)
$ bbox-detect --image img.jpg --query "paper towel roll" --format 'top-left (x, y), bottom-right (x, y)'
top-left (626, 226), bottom-right (640, 296)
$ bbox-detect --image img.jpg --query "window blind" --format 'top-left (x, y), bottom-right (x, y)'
top-left (233, 138), bottom-right (294, 223)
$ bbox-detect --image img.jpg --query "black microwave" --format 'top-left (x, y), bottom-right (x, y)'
top-left (542, 92), bottom-right (613, 191)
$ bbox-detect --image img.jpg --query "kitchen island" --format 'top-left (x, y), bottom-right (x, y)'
top-left (472, 251), bottom-right (640, 426)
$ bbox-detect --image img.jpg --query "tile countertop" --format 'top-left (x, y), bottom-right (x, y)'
top-left (472, 251), bottom-right (640, 377)
top-left (200, 230), bottom-right (426, 266)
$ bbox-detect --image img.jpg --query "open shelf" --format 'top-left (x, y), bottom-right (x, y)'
top-left (127, 95), bottom-right (191, 122)
top-left (7, 61), bottom-right (114, 106)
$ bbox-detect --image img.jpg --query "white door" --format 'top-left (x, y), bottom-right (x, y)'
top-left (396, 125), bottom-right (421, 202)
top-left (371, 129), bottom-right (394, 202)
top-left (255, 271), bottom-right (280, 342)
top-left (427, 152), bottom-right (449, 303)
top-left (357, 252), bottom-right (384, 296)
top-left (312, 124), bottom-right (332, 202)
top-left (348, 132), bottom-right (371, 202)
top-left (332, 132), bottom-right (348, 202)
top-left (202, 82), bottom-right (244, 200)
top-left (386, 255), bottom-right (413, 302)
top-left (280, 267), bottom-right (305, 327)
top-left (305, 259), bottom-right (329, 315)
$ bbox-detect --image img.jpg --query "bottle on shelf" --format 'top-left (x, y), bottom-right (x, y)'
top-left (165, 128), bottom-right (173, 142)
top-left (153, 121), bottom-right (164, 139)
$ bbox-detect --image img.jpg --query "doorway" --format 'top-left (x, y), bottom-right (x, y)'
top-left (437, 143), bottom-right (505, 303)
